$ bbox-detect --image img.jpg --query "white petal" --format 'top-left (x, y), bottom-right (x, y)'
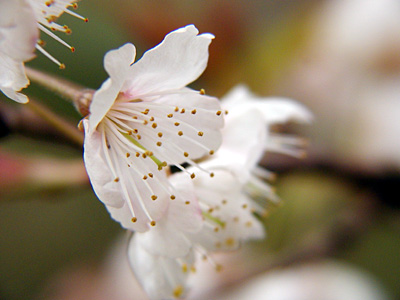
top-left (128, 234), bottom-right (195, 300)
top-left (0, 54), bottom-right (29, 103)
top-left (88, 43), bottom-right (136, 131)
top-left (0, 0), bottom-right (38, 61)
top-left (222, 84), bottom-right (313, 124)
top-left (83, 120), bottom-right (125, 208)
top-left (106, 91), bottom-right (223, 174)
top-left (121, 25), bottom-right (214, 98)
top-left (189, 170), bottom-right (265, 251)
top-left (0, 0), bottom-right (37, 103)
top-left (137, 173), bottom-right (202, 257)
top-left (83, 119), bottom-right (171, 232)
top-left (202, 107), bottom-right (267, 181)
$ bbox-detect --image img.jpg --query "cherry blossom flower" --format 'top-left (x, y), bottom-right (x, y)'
top-left (0, 0), bottom-right (86, 103)
top-left (0, 0), bottom-right (37, 103)
top-left (128, 234), bottom-right (196, 300)
top-left (83, 25), bottom-right (224, 232)
top-left (127, 85), bottom-right (312, 300)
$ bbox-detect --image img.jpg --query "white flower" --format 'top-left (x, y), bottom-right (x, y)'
top-left (128, 234), bottom-right (196, 300)
top-left (0, 0), bottom-right (85, 103)
top-left (126, 85), bottom-right (312, 300)
top-left (127, 175), bottom-right (202, 300)
top-left (83, 25), bottom-right (224, 232)
top-left (214, 84), bottom-right (313, 174)
top-left (0, 0), bottom-right (38, 103)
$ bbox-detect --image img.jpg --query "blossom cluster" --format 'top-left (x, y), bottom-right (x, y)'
top-left (0, 2), bottom-right (312, 299)
top-left (81, 25), bottom-right (311, 299)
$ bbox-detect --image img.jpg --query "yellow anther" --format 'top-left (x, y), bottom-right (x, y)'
top-left (200, 89), bottom-right (205, 95)
top-left (191, 109), bottom-right (197, 114)
top-left (126, 153), bottom-right (131, 158)
top-left (182, 264), bottom-right (188, 273)
top-left (190, 173), bottom-right (195, 179)
top-left (198, 131), bottom-right (204, 137)
top-left (184, 152), bottom-right (189, 157)
top-left (152, 123), bottom-right (157, 129)
top-left (178, 131), bottom-right (183, 136)
top-left (170, 195), bottom-right (176, 200)
top-left (151, 195), bottom-right (158, 201)
top-left (114, 177), bottom-right (119, 182)
top-left (225, 238), bottom-right (235, 247)
top-left (158, 132), bottom-right (163, 138)
top-left (131, 217), bottom-right (137, 223)
top-left (216, 111), bottom-right (222, 116)
top-left (156, 141), bottom-right (162, 147)
top-left (173, 286), bottom-right (184, 298)
top-left (150, 221), bottom-right (156, 226)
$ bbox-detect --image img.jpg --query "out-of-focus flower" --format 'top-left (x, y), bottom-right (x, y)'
top-left (214, 261), bottom-right (391, 300)
top-left (0, 0), bottom-right (38, 103)
top-left (287, 0), bottom-right (400, 172)
top-left (127, 85), bottom-right (311, 300)
top-left (0, 0), bottom-right (86, 103)
top-left (83, 25), bottom-right (224, 232)
top-left (129, 236), bottom-right (196, 300)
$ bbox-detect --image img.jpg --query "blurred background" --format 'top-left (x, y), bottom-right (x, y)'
top-left (1, 0), bottom-right (400, 299)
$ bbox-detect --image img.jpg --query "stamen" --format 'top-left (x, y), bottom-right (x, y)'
top-left (64, 8), bottom-right (88, 22)
top-left (38, 23), bottom-right (74, 50)
top-left (35, 44), bottom-right (64, 68)
top-left (173, 286), bottom-right (184, 298)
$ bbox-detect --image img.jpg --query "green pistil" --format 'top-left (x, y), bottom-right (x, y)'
top-left (202, 212), bottom-right (225, 228)
top-left (123, 133), bottom-right (164, 169)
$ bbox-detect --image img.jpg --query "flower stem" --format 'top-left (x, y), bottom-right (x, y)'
top-left (25, 66), bottom-right (94, 116)
top-left (27, 98), bottom-right (84, 147)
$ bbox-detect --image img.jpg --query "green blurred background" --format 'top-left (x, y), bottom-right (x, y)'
top-left (1, 0), bottom-right (400, 299)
